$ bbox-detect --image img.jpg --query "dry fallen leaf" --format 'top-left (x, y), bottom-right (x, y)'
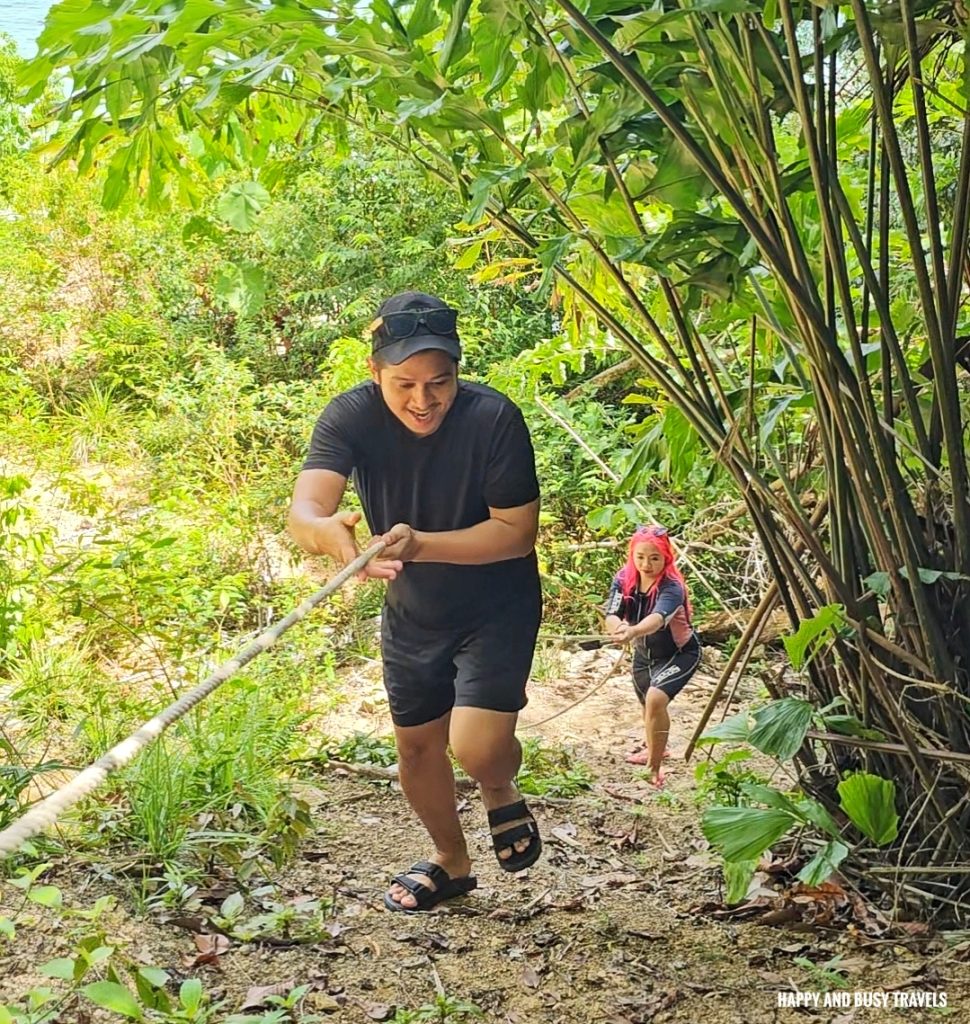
top-left (183, 932), bottom-right (231, 968)
top-left (550, 825), bottom-right (584, 849)
top-left (359, 1001), bottom-right (395, 1021)
top-left (521, 966), bottom-right (540, 989)
top-left (241, 980), bottom-right (298, 1010)
top-left (579, 872), bottom-right (639, 889)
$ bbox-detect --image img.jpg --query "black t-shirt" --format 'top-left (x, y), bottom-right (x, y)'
top-left (302, 380), bottom-right (540, 628)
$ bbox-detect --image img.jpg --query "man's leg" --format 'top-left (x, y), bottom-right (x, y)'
top-left (386, 710), bottom-right (472, 909)
top-left (450, 707), bottom-right (532, 861)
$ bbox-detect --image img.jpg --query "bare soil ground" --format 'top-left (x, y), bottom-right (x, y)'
top-left (2, 646), bottom-right (968, 1023)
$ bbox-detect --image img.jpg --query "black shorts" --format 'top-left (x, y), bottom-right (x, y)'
top-left (632, 636), bottom-right (701, 703)
top-left (380, 587), bottom-right (542, 728)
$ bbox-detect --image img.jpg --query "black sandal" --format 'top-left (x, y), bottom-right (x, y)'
top-left (383, 860), bottom-right (477, 914)
top-left (487, 799), bottom-right (542, 873)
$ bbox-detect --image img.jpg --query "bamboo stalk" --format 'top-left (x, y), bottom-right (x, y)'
top-left (806, 731), bottom-right (970, 767)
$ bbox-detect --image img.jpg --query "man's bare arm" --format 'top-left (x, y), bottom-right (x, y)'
top-left (375, 499), bottom-right (539, 565)
top-left (288, 469), bottom-right (403, 579)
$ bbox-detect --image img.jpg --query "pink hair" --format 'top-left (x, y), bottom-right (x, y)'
top-left (618, 526), bottom-right (692, 616)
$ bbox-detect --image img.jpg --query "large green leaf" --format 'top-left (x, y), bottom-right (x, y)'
top-left (215, 181), bottom-right (270, 233)
top-left (697, 711), bottom-right (753, 745)
top-left (81, 982), bottom-right (144, 1021)
top-left (212, 262), bottom-right (267, 317)
top-left (439, 0), bottom-right (473, 71)
top-left (783, 605), bottom-right (847, 671)
top-left (701, 806), bottom-right (795, 861)
top-left (821, 714), bottom-right (885, 742)
top-left (797, 840), bottom-right (849, 886)
top-left (179, 978), bottom-right (204, 1013)
top-left (640, 136), bottom-right (715, 208)
top-left (837, 773), bottom-right (898, 846)
top-left (723, 858), bottom-right (758, 904)
top-left (748, 698), bottom-right (813, 760)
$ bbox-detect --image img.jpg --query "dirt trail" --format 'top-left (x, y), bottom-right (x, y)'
top-left (1, 646), bottom-right (967, 1023)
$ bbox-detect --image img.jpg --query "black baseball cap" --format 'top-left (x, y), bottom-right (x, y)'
top-left (369, 290), bottom-right (462, 365)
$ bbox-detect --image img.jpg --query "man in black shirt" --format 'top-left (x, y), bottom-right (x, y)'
top-left (288, 291), bottom-right (543, 912)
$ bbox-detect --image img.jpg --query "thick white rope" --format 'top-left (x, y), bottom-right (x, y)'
top-left (0, 542), bottom-right (386, 859)
top-left (521, 648), bottom-right (627, 730)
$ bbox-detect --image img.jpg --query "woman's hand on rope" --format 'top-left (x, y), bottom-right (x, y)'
top-left (607, 621), bottom-right (637, 644)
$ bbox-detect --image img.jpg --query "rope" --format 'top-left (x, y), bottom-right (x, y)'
top-left (521, 647), bottom-right (628, 730)
top-left (0, 542), bottom-right (386, 859)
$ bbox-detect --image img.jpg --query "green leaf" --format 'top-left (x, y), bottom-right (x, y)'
top-left (180, 979), bottom-right (203, 1013)
top-left (212, 262), bottom-right (267, 317)
top-left (28, 886), bottom-right (62, 908)
top-left (759, 393), bottom-right (813, 444)
top-left (702, 806), bottom-right (795, 861)
top-left (406, 0), bottom-right (439, 40)
top-left (40, 958), bottom-right (78, 981)
top-left (863, 571), bottom-right (891, 598)
top-left (697, 711), bottom-right (753, 745)
top-left (642, 136), bottom-right (714, 208)
top-left (821, 714), bottom-right (885, 742)
top-left (797, 840), bottom-right (849, 886)
top-left (723, 859), bottom-right (758, 904)
top-left (474, 0), bottom-right (519, 95)
top-left (792, 797), bottom-right (842, 840)
top-left (215, 181), bottom-right (270, 233)
top-left (453, 238), bottom-right (484, 270)
top-left (837, 773), bottom-right (898, 845)
top-left (897, 567), bottom-right (970, 586)
top-left (220, 892), bottom-right (244, 918)
top-left (439, 0), bottom-right (472, 71)
top-left (783, 604), bottom-right (846, 671)
top-left (748, 698), bottom-right (813, 759)
top-left (81, 982), bottom-right (144, 1021)
top-left (0, 918), bottom-right (14, 939)
top-left (137, 967), bottom-right (170, 989)
top-left (182, 216), bottom-right (224, 244)
top-left (739, 783), bottom-right (802, 815)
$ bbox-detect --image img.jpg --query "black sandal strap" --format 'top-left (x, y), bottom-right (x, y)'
top-left (491, 821), bottom-right (538, 847)
top-left (487, 799), bottom-right (530, 828)
top-left (391, 873), bottom-right (433, 898)
top-left (406, 861), bottom-right (448, 885)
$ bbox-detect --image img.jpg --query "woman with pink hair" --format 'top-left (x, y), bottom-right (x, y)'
top-left (603, 525), bottom-right (701, 787)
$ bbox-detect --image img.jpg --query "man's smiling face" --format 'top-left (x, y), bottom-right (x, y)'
top-left (368, 349), bottom-right (459, 437)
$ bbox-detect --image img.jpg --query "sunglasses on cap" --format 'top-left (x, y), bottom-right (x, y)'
top-left (636, 525), bottom-right (668, 537)
top-left (367, 307), bottom-right (459, 345)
